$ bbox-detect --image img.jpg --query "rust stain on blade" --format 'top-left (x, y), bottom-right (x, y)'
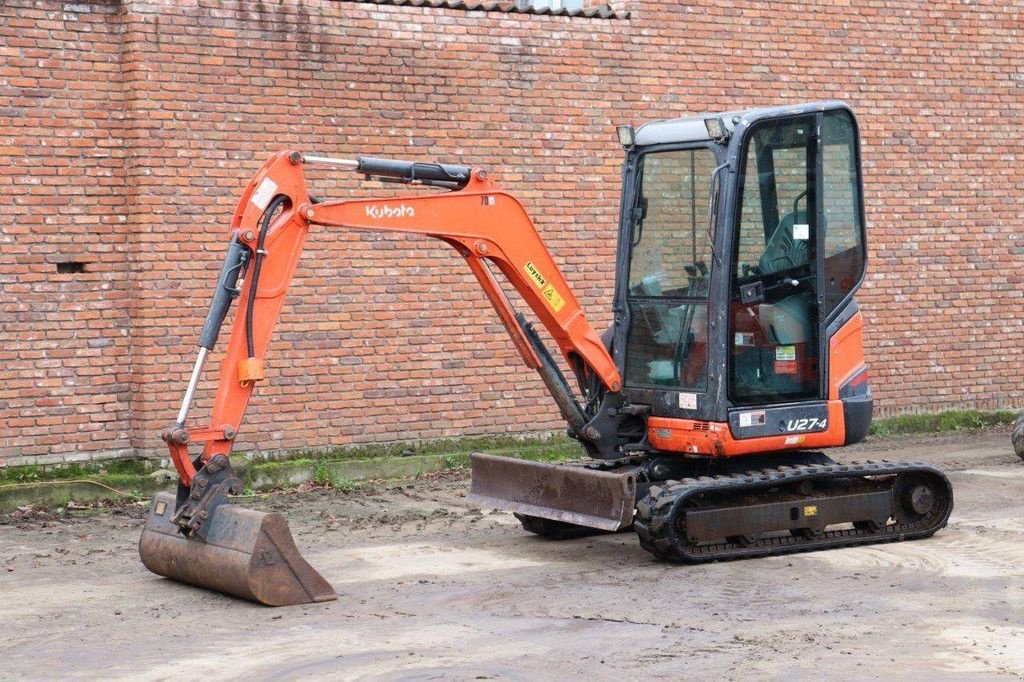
top-left (468, 452), bottom-right (636, 531)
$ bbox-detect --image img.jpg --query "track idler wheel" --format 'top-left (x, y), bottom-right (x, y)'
top-left (894, 473), bottom-right (937, 524)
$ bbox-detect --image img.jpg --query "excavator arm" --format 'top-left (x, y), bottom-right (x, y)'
top-left (164, 150), bottom-right (620, 488)
top-left (140, 150), bottom-right (627, 606)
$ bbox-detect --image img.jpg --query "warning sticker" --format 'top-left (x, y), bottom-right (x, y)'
top-left (541, 284), bottom-right (565, 312)
top-left (738, 410), bottom-right (766, 428)
top-left (793, 223), bottom-right (810, 240)
top-left (775, 346), bottom-right (796, 361)
top-left (775, 345), bottom-right (797, 375)
top-left (524, 261), bottom-right (547, 290)
top-left (803, 505), bottom-right (818, 517)
top-left (251, 177), bottom-right (278, 211)
top-left (677, 392), bottom-right (698, 410)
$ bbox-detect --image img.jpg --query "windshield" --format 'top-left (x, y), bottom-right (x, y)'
top-left (624, 147), bottom-right (717, 392)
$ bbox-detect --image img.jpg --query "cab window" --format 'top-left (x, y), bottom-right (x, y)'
top-left (625, 147), bottom-right (717, 391)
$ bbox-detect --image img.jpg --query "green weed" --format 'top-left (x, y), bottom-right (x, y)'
top-left (869, 409), bottom-right (1017, 437)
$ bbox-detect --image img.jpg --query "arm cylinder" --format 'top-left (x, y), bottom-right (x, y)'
top-left (199, 235), bottom-right (250, 350)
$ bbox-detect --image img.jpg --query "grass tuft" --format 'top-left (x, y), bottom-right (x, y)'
top-left (869, 409), bottom-right (1018, 437)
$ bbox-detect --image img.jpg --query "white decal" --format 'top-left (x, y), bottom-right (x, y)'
top-left (365, 204), bottom-right (415, 219)
top-left (250, 177), bottom-right (278, 211)
top-left (785, 417), bottom-right (828, 432)
top-left (677, 392), bottom-right (697, 410)
top-left (739, 410), bottom-right (766, 428)
top-left (793, 223), bottom-right (810, 240)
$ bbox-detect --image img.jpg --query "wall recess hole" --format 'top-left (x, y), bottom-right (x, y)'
top-left (56, 261), bottom-right (87, 274)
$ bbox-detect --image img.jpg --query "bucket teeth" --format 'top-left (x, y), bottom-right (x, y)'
top-left (139, 492), bottom-right (337, 606)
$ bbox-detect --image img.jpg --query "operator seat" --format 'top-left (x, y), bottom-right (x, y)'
top-left (756, 211), bottom-right (815, 346)
top-left (759, 210), bottom-right (810, 275)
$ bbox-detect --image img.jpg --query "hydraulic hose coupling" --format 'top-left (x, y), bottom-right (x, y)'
top-left (238, 357), bottom-right (265, 387)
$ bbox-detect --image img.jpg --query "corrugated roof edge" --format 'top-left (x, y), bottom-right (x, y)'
top-left (351, 0), bottom-right (628, 20)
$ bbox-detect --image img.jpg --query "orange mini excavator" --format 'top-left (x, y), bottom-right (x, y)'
top-left (139, 102), bottom-right (953, 605)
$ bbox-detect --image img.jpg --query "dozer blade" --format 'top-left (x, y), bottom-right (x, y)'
top-left (139, 492), bottom-right (336, 606)
top-left (468, 452), bottom-right (637, 531)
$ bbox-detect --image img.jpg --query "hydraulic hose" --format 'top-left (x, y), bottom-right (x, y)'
top-left (246, 195), bottom-right (289, 359)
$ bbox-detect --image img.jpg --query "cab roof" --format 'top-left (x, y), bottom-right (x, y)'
top-left (632, 101), bottom-right (850, 147)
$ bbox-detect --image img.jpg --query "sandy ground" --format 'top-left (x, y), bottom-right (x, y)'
top-left (2, 430), bottom-right (1023, 680)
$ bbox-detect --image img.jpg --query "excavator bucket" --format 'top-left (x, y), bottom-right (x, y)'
top-left (138, 492), bottom-right (336, 606)
top-left (468, 452), bottom-right (637, 530)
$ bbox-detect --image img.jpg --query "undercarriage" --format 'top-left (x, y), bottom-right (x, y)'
top-left (472, 452), bottom-right (954, 562)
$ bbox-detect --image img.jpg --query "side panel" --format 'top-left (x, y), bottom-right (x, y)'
top-left (830, 308), bottom-right (872, 444)
top-left (728, 402), bottom-right (830, 440)
top-left (828, 310), bottom-right (867, 400)
top-left (647, 400), bottom-right (845, 456)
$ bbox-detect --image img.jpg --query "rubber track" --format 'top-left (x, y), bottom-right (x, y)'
top-left (633, 460), bottom-right (953, 563)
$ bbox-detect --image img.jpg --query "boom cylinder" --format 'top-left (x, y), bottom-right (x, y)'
top-left (516, 313), bottom-right (590, 438)
top-left (298, 152), bottom-right (472, 189)
top-left (355, 156), bottom-right (472, 188)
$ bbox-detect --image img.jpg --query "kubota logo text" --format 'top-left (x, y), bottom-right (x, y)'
top-left (365, 204), bottom-right (415, 219)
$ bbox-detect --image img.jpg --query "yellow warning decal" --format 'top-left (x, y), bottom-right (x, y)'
top-left (803, 505), bottom-right (818, 517)
top-left (541, 284), bottom-right (565, 312)
top-left (524, 261), bottom-right (547, 290)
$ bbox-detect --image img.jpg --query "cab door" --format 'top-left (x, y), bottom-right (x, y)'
top-left (727, 109), bottom-right (866, 437)
top-left (730, 114), bottom-right (821, 406)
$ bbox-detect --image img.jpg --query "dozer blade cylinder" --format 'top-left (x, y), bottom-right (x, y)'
top-left (468, 452), bottom-right (636, 531)
top-left (139, 493), bottom-right (336, 607)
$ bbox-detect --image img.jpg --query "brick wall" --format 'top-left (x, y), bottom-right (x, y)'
top-left (0, 1), bottom-right (132, 465)
top-left (1, 0), bottom-right (1022, 466)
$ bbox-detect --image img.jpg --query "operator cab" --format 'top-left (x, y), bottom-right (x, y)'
top-left (612, 101), bottom-right (869, 442)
